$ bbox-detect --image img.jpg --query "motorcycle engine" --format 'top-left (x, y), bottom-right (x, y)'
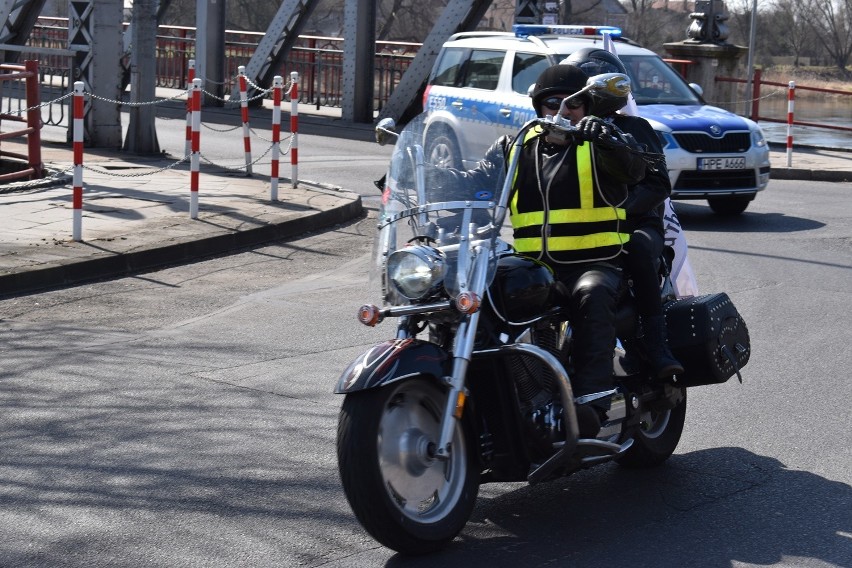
top-left (511, 325), bottom-right (567, 453)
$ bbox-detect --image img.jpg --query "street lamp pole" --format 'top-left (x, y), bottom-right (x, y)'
top-left (743, 0), bottom-right (758, 116)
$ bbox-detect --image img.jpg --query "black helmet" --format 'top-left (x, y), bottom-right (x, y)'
top-left (563, 47), bottom-right (628, 76)
top-left (563, 48), bottom-right (630, 116)
top-left (530, 64), bottom-right (589, 117)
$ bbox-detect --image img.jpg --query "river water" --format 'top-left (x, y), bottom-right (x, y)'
top-left (752, 97), bottom-right (852, 149)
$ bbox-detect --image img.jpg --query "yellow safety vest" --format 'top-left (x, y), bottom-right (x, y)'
top-left (509, 128), bottom-right (630, 264)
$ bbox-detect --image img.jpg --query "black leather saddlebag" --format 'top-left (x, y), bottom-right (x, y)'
top-left (662, 293), bottom-right (750, 387)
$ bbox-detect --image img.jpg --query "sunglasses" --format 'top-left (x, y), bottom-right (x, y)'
top-left (541, 96), bottom-right (584, 111)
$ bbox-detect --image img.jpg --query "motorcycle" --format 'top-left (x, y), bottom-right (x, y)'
top-left (334, 73), bottom-right (750, 555)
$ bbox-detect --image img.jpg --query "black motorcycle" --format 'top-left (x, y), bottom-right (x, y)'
top-left (335, 74), bottom-right (750, 555)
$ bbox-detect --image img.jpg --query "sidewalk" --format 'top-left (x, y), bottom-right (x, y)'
top-left (0, 129), bottom-right (364, 298)
top-left (1, 114), bottom-right (850, 298)
top-left (767, 143), bottom-right (852, 183)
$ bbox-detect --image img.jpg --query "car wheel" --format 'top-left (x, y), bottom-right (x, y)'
top-left (425, 127), bottom-right (462, 170)
top-left (708, 195), bottom-right (753, 215)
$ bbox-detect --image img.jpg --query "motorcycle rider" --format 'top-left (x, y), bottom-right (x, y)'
top-left (424, 64), bottom-right (660, 437)
top-left (563, 48), bottom-right (684, 378)
top-left (515, 64), bottom-right (644, 436)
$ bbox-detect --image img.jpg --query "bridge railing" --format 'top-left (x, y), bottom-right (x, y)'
top-left (14, 18), bottom-right (850, 135)
top-left (12, 17), bottom-right (417, 127)
top-left (716, 69), bottom-right (852, 133)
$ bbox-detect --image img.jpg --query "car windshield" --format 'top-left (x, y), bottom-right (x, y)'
top-left (618, 55), bottom-right (703, 105)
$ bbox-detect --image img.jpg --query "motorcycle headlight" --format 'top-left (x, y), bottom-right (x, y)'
top-left (386, 246), bottom-right (446, 300)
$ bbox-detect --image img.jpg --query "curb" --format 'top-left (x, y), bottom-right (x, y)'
top-left (770, 168), bottom-right (852, 182)
top-left (0, 193), bottom-right (363, 298)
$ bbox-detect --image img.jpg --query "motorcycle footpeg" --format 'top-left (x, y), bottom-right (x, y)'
top-left (577, 438), bottom-right (633, 467)
top-left (574, 388), bottom-right (618, 406)
top-left (528, 438), bottom-right (633, 483)
top-left (527, 446), bottom-right (577, 484)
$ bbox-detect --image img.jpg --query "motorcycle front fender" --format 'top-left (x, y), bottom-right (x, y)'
top-left (334, 338), bottom-right (452, 394)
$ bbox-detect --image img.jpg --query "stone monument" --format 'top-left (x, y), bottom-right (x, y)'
top-left (664, 0), bottom-right (747, 111)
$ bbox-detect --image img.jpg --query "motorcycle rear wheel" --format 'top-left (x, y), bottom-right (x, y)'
top-left (337, 378), bottom-right (479, 555)
top-left (616, 387), bottom-right (687, 468)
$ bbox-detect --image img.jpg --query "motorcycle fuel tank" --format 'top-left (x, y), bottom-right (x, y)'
top-left (487, 254), bottom-right (558, 324)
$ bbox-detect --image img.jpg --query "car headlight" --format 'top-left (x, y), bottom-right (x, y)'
top-left (752, 127), bottom-right (767, 148)
top-left (386, 246), bottom-right (446, 300)
top-left (655, 129), bottom-right (676, 150)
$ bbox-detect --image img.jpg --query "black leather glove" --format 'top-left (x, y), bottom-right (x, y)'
top-left (576, 116), bottom-right (612, 142)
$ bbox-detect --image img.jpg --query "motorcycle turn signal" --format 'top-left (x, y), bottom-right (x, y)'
top-left (454, 292), bottom-right (481, 314)
top-left (357, 304), bottom-right (384, 326)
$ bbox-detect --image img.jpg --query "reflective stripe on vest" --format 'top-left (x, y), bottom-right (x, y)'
top-left (509, 132), bottom-right (629, 256)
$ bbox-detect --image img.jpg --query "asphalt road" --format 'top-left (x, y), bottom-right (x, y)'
top-left (1, 146), bottom-right (851, 564)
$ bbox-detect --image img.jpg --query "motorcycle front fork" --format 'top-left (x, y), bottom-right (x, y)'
top-left (432, 312), bottom-right (480, 461)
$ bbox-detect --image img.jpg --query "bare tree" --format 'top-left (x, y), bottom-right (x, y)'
top-left (478, 0), bottom-right (515, 31)
top-left (799, 0), bottom-right (852, 72)
top-left (620, 2), bottom-right (695, 52)
top-left (621, 0), bottom-right (658, 45)
top-left (560, 0), bottom-right (605, 26)
top-left (771, 0), bottom-right (816, 65)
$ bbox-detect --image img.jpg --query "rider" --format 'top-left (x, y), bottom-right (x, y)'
top-left (516, 64), bottom-right (644, 436)
top-left (431, 64), bottom-right (660, 437)
top-left (563, 48), bottom-right (684, 378)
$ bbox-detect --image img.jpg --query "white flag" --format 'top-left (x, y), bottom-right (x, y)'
top-left (602, 31), bottom-right (698, 297)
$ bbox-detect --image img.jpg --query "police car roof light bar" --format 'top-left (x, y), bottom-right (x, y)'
top-left (513, 24), bottom-right (622, 39)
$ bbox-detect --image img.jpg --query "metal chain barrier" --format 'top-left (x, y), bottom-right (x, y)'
top-left (81, 155), bottom-right (190, 178)
top-left (705, 89), bottom-right (783, 107)
top-left (201, 86), bottom-right (273, 106)
top-left (88, 91), bottom-right (187, 107)
top-left (246, 76), bottom-right (291, 96)
top-left (202, 122), bottom-right (242, 133)
top-left (1, 91), bottom-right (75, 116)
top-left (249, 128), bottom-right (293, 144)
top-left (0, 165), bottom-right (74, 193)
top-left (3, 71), bottom-right (300, 191)
top-left (200, 141), bottom-right (277, 173)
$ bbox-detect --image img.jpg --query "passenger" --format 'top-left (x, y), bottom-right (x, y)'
top-left (563, 48), bottom-right (684, 378)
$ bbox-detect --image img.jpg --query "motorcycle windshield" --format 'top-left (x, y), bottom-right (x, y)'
top-left (372, 113), bottom-right (509, 305)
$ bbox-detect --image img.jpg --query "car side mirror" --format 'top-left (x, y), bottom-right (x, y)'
top-left (375, 117), bottom-right (398, 145)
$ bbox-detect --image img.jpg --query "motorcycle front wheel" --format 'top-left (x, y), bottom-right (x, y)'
top-left (336, 377), bottom-right (479, 555)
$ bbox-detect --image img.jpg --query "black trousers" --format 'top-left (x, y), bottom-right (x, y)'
top-left (556, 262), bottom-right (623, 399)
top-left (624, 222), bottom-right (665, 318)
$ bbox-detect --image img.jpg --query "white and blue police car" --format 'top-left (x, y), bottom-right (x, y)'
top-left (422, 24), bottom-right (771, 215)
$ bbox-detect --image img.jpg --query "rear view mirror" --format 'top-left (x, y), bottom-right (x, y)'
top-left (565, 72), bottom-right (631, 107)
top-left (588, 72), bottom-right (631, 97)
top-left (375, 117), bottom-right (398, 145)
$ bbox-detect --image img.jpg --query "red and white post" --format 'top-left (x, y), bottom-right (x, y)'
top-left (72, 81), bottom-right (85, 242)
top-left (290, 71), bottom-right (299, 188)
top-left (190, 78), bottom-right (202, 218)
top-left (786, 81), bottom-right (795, 168)
top-left (270, 75), bottom-right (283, 201)
top-left (185, 59), bottom-right (195, 158)
top-left (238, 65), bottom-right (253, 175)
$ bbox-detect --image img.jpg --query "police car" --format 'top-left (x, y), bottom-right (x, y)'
top-left (423, 24), bottom-right (771, 215)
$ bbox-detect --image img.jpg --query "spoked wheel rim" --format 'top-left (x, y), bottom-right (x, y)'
top-left (377, 381), bottom-right (468, 523)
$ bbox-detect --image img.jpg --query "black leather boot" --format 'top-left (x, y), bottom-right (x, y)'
top-left (574, 404), bottom-right (603, 439)
top-left (640, 315), bottom-right (685, 378)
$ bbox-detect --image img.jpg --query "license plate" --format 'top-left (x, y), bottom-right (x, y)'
top-left (697, 156), bottom-right (746, 170)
